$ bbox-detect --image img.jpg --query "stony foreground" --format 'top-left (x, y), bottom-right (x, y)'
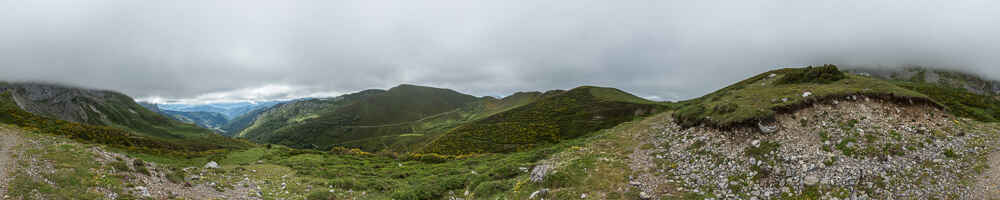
top-left (628, 98), bottom-right (1000, 199)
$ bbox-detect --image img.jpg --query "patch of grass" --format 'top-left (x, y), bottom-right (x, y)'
top-left (166, 169), bottom-right (187, 184)
top-left (943, 148), bottom-right (959, 159)
top-left (306, 190), bottom-right (339, 200)
top-left (687, 140), bottom-right (707, 151)
top-left (823, 156), bottom-right (839, 166)
top-left (473, 180), bottom-right (513, 198)
top-left (111, 161), bottom-right (132, 172)
top-left (894, 81), bottom-right (1000, 122)
top-left (883, 143), bottom-right (906, 157)
top-left (134, 159), bottom-right (151, 175)
top-left (745, 140), bottom-right (780, 162)
top-left (836, 136), bottom-right (859, 157)
top-left (5, 136), bottom-right (112, 199)
top-left (889, 130), bottom-right (902, 141)
top-left (864, 134), bottom-right (877, 143)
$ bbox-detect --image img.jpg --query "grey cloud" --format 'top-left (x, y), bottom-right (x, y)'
top-left (1, 0), bottom-right (998, 103)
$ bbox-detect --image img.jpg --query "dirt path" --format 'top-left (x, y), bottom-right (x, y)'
top-left (0, 127), bottom-right (23, 197)
top-left (974, 149), bottom-right (1000, 200)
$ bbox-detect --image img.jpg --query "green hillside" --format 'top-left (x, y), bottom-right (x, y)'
top-left (160, 110), bottom-right (228, 131)
top-left (238, 85), bottom-right (487, 151)
top-left (671, 65), bottom-right (934, 128)
top-left (0, 83), bottom-right (231, 141)
top-left (220, 106), bottom-right (268, 136)
top-left (333, 91), bottom-right (548, 152)
top-left (0, 91), bottom-right (248, 154)
top-left (422, 86), bottom-right (666, 154)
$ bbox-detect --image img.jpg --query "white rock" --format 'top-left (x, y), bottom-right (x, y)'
top-left (135, 186), bottom-right (151, 197)
top-left (530, 191), bottom-right (541, 199)
top-left (802, 92), bottom-right (813, 97)
top-left (639, 191), bottom-right (652, 200)
top-left (758, 122), bottom-right (778, 134)
top-left (204, 161), bottom-right (220, 169)
top-left (769, 73), bottom-right (777, 78)
top-left (581, 193), bottom-right (588, 198)
top-left (530, 163), bottom-right (553, 183)
top-left (804, 175), bottom-right (819, 186)
top-left (751, 140), bottom-right (761, 147)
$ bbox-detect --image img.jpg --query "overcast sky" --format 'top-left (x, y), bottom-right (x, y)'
top-left (2, 0), bottom-right (998, 103)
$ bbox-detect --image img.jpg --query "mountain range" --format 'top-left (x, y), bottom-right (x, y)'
top-left (4, 65), bottom-right (1000, 199)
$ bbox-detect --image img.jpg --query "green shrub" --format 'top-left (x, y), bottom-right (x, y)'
top-left (745, 140), bottom-right (780, 162)
top-left (306, 190), bottom-right (338, 200)
top-left (836, 136), bottom-right (859, 156)
top-left (713, 103), bottom-right (738, 114)
top-left (673, 104), bottom-right (707, 128)
top-left (110, 161), bottom-right (131, 172)
top-left (166, 170), bottom-right (186, 184)
top-left (488, 163), bottom-right (522, 179)
top-left (943, 149), bottom-right (959, 158)
top-left (541, 170), bottom-right (574, 188)
top-left (776, 64), bottom-right (846, 85)
top-left (133, 159), bottom-right (151, 175)
top-left (473, 180), bottom-right (511, 197)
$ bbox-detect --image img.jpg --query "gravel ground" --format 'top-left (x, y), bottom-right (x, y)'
top-left (629, 98), bottom-right (1000, 199)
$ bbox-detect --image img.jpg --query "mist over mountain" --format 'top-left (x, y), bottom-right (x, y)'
top-left (2, 0), bottom-right (999, 102)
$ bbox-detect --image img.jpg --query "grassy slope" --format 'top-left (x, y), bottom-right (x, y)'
top-left (422, 86), bottom-right (667, 154)
top-left (0, 92), bottom-right (250, 154)
top-left (239, 85), bottom-right (484, 151)
top-left (3, 100), bottom-right (672, 200)
top-left (220, 106), bottom-right (269, 136)
top-left (673, 66), bottom-right (931, 128)
top-left (0, 83), bottom-right (227, 142)
top-left (892, 81), bottom-right (1000, 122)
top-left (335, 91), bottom-right (547, 152)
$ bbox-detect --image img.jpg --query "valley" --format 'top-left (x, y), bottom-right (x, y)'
top-left (2, 65), bottom-right (1000, 199)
